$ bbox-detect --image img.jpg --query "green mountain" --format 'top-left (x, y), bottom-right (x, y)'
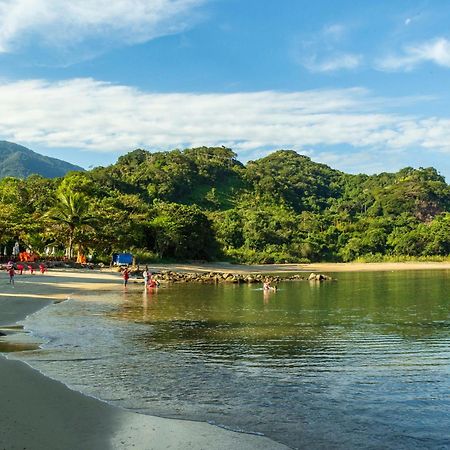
top-left (88, 147), bottom-right (450, 262)
top-left (0, 141), bottom-right (84, 178)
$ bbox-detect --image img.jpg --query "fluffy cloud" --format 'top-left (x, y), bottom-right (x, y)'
top-left (1, 78), bottom-right (450, 160)
top-left (0, 0), bottom-right (204, 53)
top-left (377, 37), bottom-right (450, 71)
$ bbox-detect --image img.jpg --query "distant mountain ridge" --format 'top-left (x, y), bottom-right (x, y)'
top-left (0, 141), bottom-right (84, 179)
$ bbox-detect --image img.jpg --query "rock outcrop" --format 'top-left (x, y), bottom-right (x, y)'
top-left (125, 270), bottom-right (334, 284)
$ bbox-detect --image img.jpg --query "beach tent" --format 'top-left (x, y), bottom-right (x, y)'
top-left (112, 253), bottom-right (133, 266)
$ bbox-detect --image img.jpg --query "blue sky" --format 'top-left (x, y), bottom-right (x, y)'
top-left (2, 0), bottom-right (450, 179)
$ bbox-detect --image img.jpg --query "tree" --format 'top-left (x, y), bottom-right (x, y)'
top-left (149, 202), bottom-right (217, 259)
top-left (47, 189), bottom-right (95, 258)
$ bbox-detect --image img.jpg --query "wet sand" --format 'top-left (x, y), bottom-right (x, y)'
top-left (0, 270), bottom-right (289, 450)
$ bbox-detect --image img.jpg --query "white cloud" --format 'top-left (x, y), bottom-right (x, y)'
top-left (295, 23), bottom-right (362, 73)
top-left (1, 78), bottom-right (450, 161)
top-left (377, 37), bottom-right (450, 71)
top-left (0, 0), bottom-right (205, 53)
top-left (303, 53), bottom-right (362, 73)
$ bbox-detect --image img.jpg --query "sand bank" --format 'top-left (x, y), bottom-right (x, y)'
top-left (149, 260), bottom-right (450, 274)
top-left (0, 270), bottom-right (288, 450)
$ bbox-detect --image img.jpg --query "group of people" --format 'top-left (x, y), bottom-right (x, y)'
top-left (6, 261), bottom-right (47, 285)
top-left (122, 265), bottom-right (159, 289)
top-left (142, 266), bottom-right (159, 288)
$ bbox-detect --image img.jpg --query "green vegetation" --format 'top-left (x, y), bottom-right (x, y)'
top-left (2, 145), bottom-right (450, 263)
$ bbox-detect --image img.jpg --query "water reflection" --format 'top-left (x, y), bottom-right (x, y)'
top-left (113, 272), bottom-right (450, 344)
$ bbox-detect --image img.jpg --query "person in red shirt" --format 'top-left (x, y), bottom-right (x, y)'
top-left (9, 267), bottom-right (15, 285)
top-left (39, 263), bottom-right (46, 274)
top-left (122, 267), bottom-right (130, 286)
top-left (16, 264), bottom-right (24, 275)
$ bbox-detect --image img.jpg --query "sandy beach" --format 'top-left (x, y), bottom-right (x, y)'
top-left (0, 269), bottom-right (289, 450)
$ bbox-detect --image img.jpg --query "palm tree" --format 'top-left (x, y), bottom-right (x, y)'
top-left (48, 190), bottom-right (95, 258)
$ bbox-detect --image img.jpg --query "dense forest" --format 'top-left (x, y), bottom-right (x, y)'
top-left (2, 146), bottom-right (450, 263)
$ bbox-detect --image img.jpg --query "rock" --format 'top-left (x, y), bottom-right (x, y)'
top-left (308, 272), bottom-right (332, 281)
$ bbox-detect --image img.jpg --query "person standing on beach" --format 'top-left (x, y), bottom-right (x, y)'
top-left (142, 266), bottom-right (149, 288)
top-left (123, 267), bottom-right (130, 287)
top-left (8, 266), bottom-right (15, 285)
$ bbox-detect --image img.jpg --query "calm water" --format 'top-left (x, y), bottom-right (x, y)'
top-left (8, 271), bottom-right (450, 449)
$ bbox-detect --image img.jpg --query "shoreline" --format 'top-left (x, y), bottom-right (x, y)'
top-left (0, 270), bottom-right (289, 450)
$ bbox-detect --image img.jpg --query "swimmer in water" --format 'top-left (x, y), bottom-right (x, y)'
top-left (263, 278), bottom-right (277, 291)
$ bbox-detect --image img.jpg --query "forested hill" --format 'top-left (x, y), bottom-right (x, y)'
top-left (2, 146), bottom-right (450, 263)
top-left (0, 141), bottom-right (84, 178)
